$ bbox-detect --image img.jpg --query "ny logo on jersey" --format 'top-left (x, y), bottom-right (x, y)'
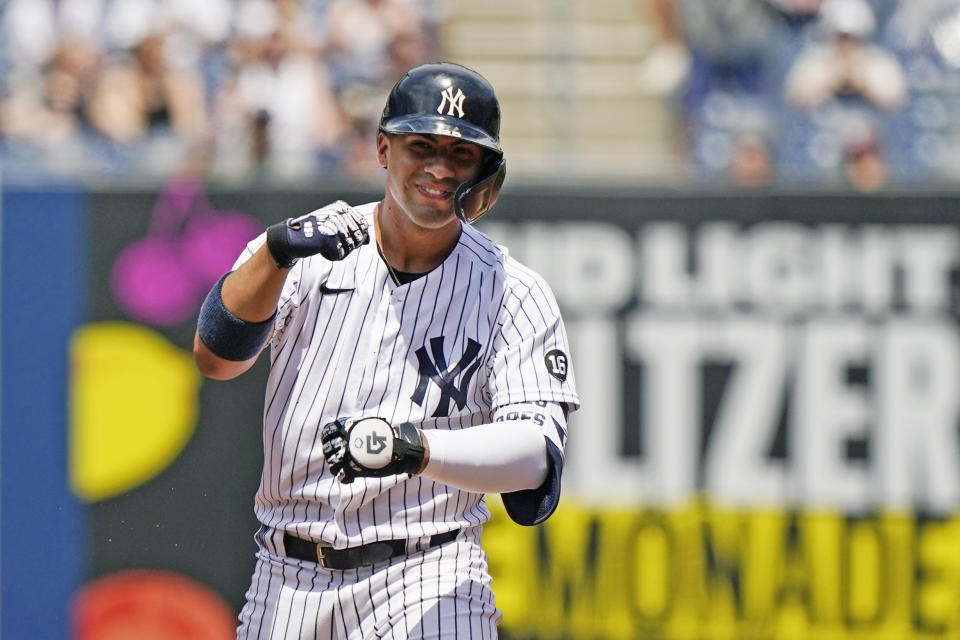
top-left (411, 337), bottom-right (483, 417)
top-left (437, 87), bottom-right (466, 118)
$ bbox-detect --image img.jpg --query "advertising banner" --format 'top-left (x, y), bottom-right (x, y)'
top-left (7, 185), bottom-right (957, 638)
top-left (481, 191), bottom-right (960, 639)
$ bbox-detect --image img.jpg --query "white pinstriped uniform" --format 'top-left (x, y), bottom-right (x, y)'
top-left (234, 202), bottom-right (579, 639)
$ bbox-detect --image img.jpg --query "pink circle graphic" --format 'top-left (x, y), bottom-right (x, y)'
top-left (182, 212), bottom-right (265, 285)
top-left (110, 180), bottom-right (264, 327)
top-left (111, 238), bottom-right (203, 326)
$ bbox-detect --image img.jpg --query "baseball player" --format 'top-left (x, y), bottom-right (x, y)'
top-left (193, 62), bottom-right (579, 639)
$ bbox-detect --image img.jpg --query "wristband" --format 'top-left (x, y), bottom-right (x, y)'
top-left (197, 274), bottom-right (276, 361)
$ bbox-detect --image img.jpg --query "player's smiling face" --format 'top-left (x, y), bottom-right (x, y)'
top-left (378, 132), bottom-right (484, 229)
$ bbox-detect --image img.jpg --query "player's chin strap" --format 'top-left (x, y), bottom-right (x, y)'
top-left (454, 156), bottom-right (506, 224)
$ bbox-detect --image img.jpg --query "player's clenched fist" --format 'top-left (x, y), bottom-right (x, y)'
top-left (321, 417), bottom-right (427, 484)
top-left (266, 200), bottom-right (370, 268)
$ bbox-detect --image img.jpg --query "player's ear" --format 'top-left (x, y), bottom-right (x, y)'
top-left (376, 132), bottom-right (389, 169)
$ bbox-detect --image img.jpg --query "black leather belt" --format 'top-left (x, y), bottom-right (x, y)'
top-left (282, 529), bottom-right (460, 570)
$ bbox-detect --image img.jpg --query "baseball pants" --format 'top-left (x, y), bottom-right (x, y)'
top-left (236, 526), bottom-right (502, 639)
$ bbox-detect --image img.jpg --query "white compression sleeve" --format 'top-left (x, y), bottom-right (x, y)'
top-left (419, 420), bottom-right (548, 493)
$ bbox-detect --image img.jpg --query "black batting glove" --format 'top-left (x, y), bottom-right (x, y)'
top-left (321, 417), bottom-right (426, 484)
top-left (266, 200), bottom-right (370, 269)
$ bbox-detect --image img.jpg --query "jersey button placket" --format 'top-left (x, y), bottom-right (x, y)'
top-left (375, 286), bottom-right (402, 366)
top-left (381, 289), bottom-right (402, 362)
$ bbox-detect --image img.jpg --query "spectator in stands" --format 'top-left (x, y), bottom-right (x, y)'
top-left (841, 121), bottom-right (889, 191)
top-left (117, 0), bottom-right (235, 98)
top-left (1, 0), bottom-right (105, 72)
top-left (0, 0), bottom-right (107, 167)
top-left (321, 0), bottom-right (426, 92)
top-left (636, 0), bottom-right (825, 98)
top-left (672, 0), bottom-right (781, 114)
top-left (884, 0), bottom-right (960, 56)
top-left (0, 0), bottom-right (443, 181)
top-left (212, 16), bottom-right (348, 180)
top-left (784, 0), bottom-right (908, 111)
top-left (231, 0), bottom-right (324, 56)
top-left (643, 0), bottom-right (791, 186)
top-left (728, 131), bottom-right (775, 188)
top-left (0, 37), bottom-right (101, 150)
top-left (88, 31), bottom-right (208, 145)
top-left (635, 0), bottom-right (691, 97)
top-left (314, 0), bottom-right (429, 180)
top-left (765, 0), bottom-right (824, 27)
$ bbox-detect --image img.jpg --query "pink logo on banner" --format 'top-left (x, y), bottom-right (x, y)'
top-left (111, 179), bottom-right (263, 326)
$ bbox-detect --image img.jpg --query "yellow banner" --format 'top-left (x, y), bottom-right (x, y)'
top-left (486, 499), bottom-right (960, 640)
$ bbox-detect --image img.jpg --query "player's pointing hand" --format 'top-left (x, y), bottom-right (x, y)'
top-left (266, 200), bottom-right (370, 269)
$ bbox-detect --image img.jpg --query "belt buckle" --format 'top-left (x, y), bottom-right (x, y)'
top-left (316, 544), bottom-right (334, 569)
top-left (315, 540), bottom-right (405, 570)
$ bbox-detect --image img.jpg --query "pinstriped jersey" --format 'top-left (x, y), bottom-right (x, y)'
top-left (233, 202), bottom-right (579, 548)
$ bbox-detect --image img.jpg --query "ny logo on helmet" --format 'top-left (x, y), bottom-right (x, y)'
top-left (437, 87), bottom-right (466, 118)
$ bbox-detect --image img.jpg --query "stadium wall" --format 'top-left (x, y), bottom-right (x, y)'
top-left (3, 183), bottom-right (959, 639)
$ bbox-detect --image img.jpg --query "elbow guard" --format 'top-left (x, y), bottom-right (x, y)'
top-left (501, 438), bottom-right (564, 526)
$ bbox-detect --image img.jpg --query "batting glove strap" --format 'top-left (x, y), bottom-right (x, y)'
top-left (265, 222), bottom-right (299, 269)
top-left (391, 422), bottom-right (427, 475)
top-left (320, 418), bottom-right (425, 484)
top-left (265, 201), bottom-right (370, 269)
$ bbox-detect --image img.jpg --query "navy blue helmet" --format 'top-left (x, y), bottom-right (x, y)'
top-left (379, 62), bottom-right (506, 223)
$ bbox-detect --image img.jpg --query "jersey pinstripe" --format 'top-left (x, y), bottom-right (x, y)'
top-left (232, 202), bottom-right (580, 549)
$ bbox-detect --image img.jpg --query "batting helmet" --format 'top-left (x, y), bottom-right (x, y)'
top-left (379, 62), bottom-right (506, 223)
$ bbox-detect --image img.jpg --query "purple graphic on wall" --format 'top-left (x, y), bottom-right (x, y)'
top-left (111, 179), bottom-right (263, 326)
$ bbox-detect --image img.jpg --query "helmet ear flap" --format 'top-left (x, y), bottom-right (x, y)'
top-left (455, 156), bottom-right (506, 224)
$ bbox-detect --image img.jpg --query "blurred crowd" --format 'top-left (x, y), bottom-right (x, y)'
top-left (4, 0), bottom-right (960, 191)
top-left (643, 0), bottom-right (960, 191)
top-left (0, 0), bottom-right (443, 183)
